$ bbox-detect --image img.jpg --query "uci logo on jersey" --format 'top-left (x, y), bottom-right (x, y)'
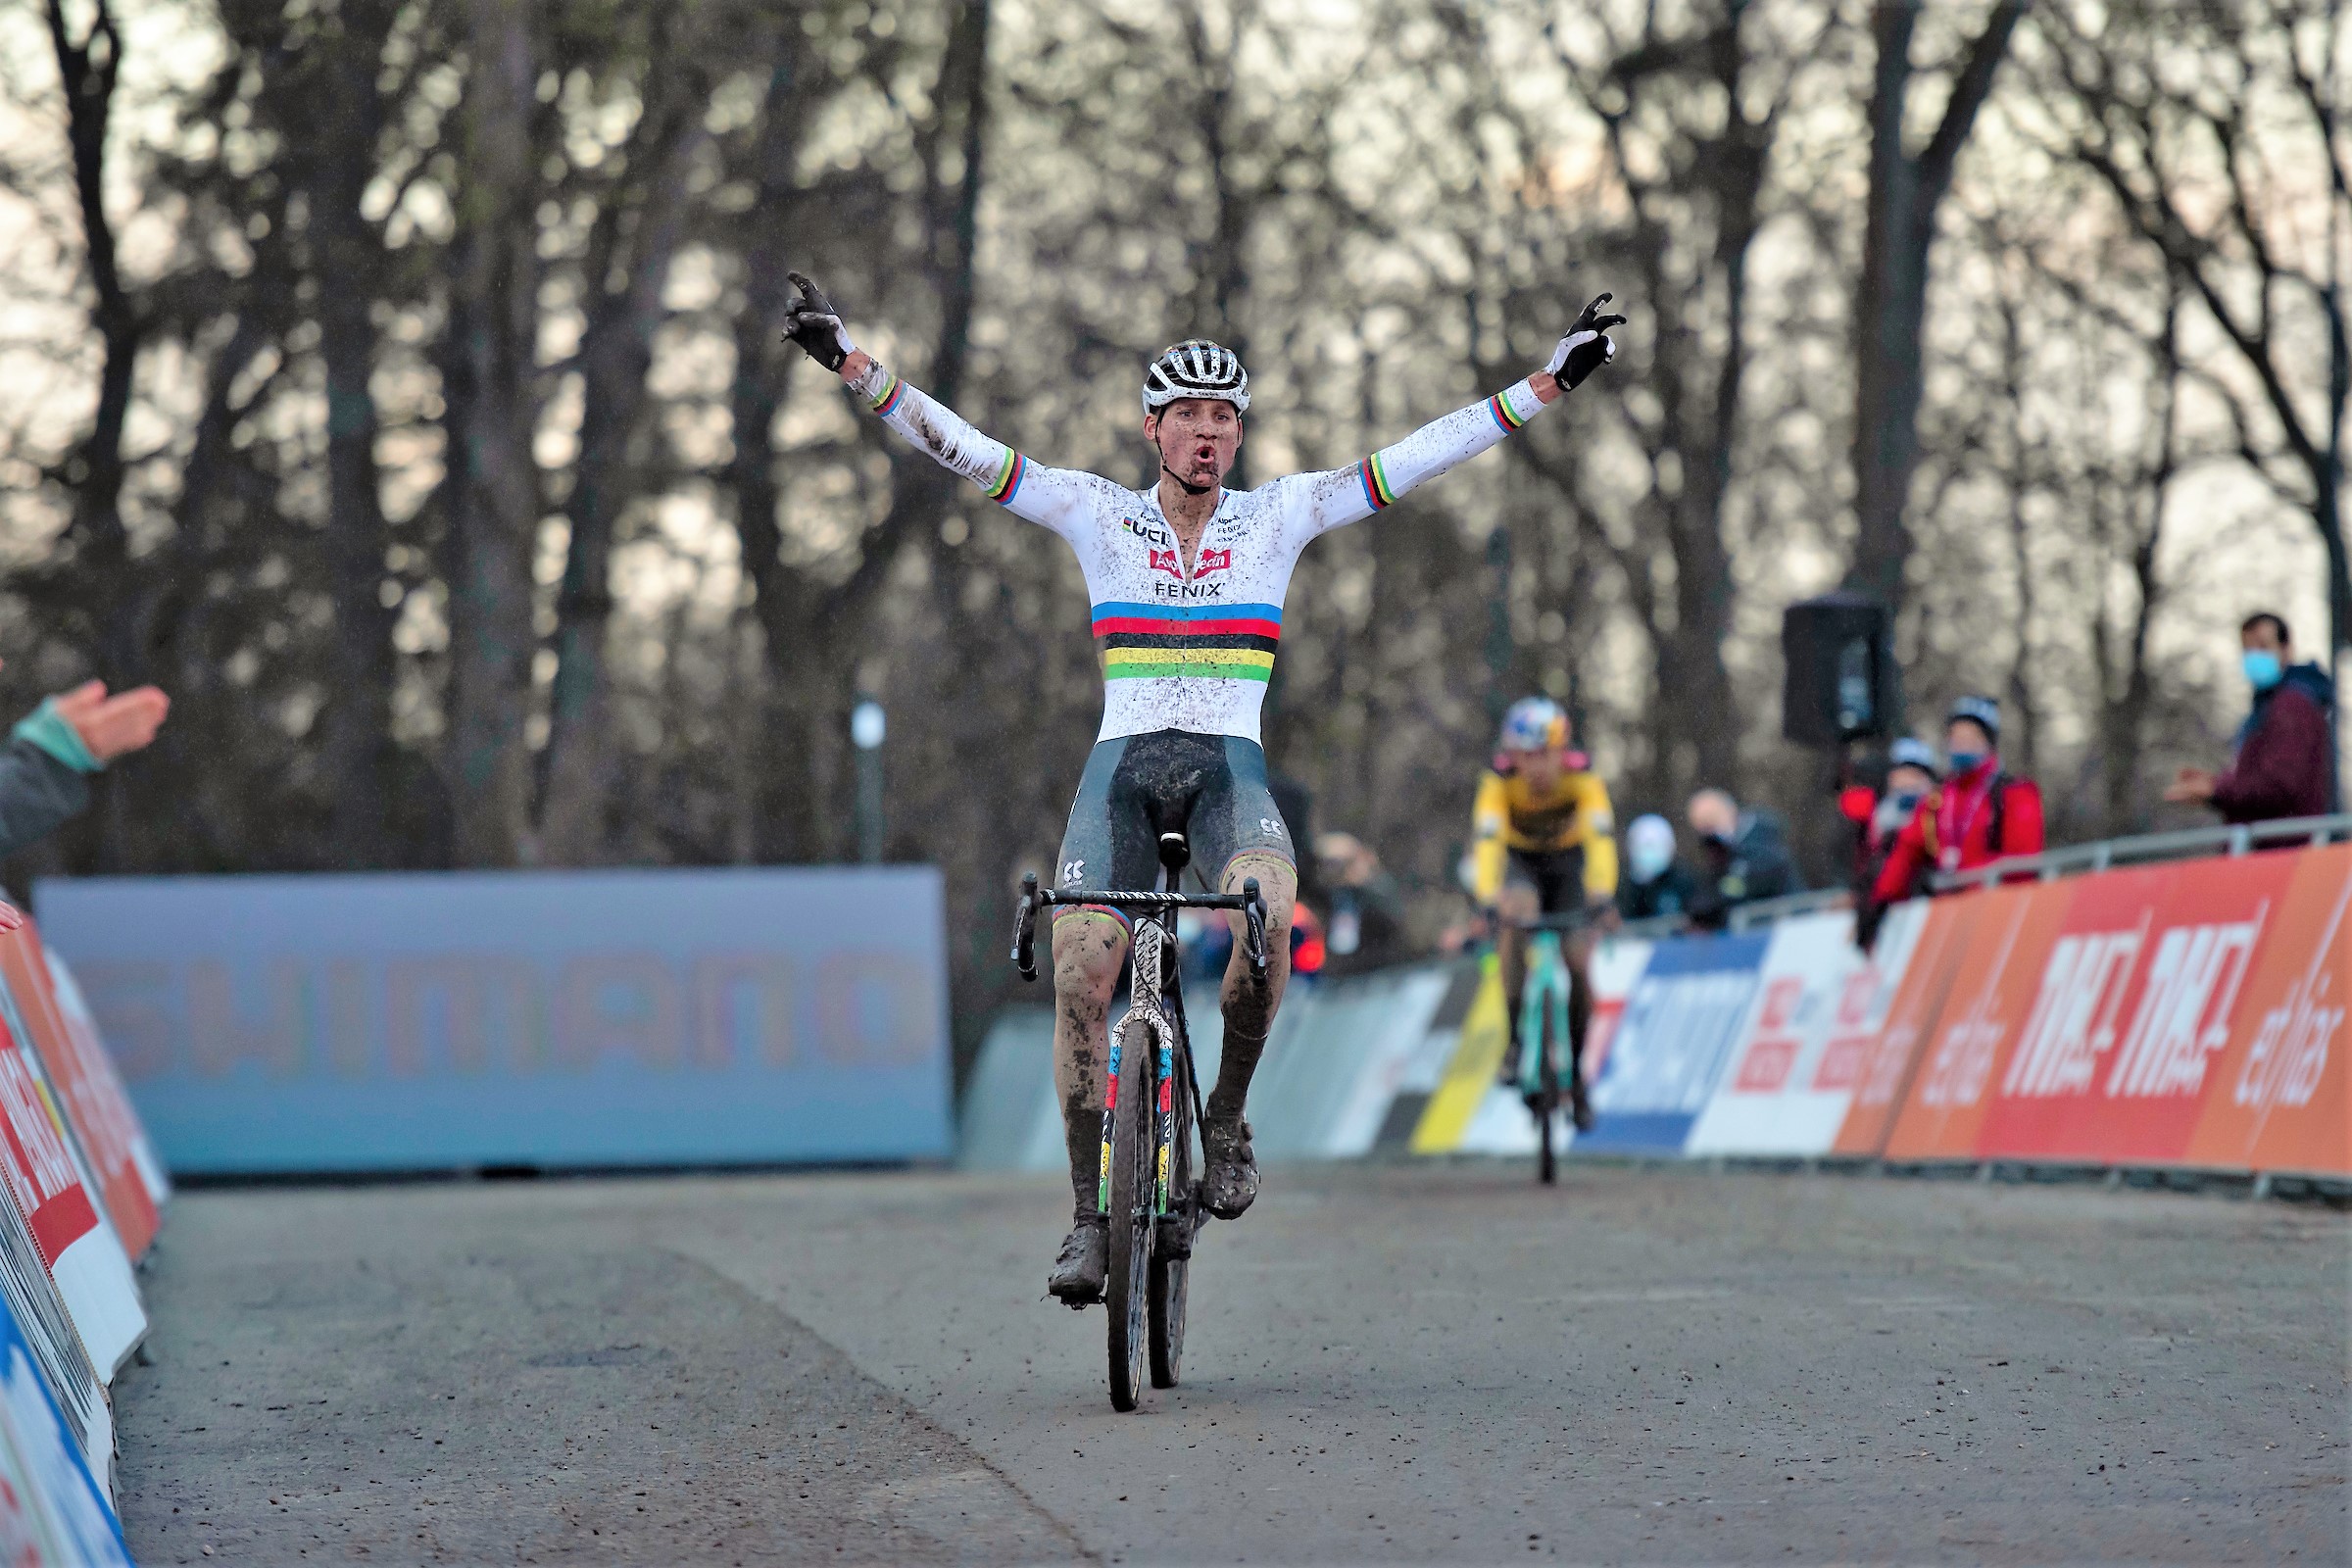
top-left (1120, 515), bottom-right (1173, 547)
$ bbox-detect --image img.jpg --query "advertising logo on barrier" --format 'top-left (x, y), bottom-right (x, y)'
top-left (45, 953), bottom-right (170, 1211)
top-left (0, 929), bottom-right (162, 1260)
top-left (1972, 854), bottom-right (2296, 1165)
top-left (0, 989), bottom-right (143, 1381)
top-left (37, 867), bottom-right (956, 1174)
top-left (0, 1150), bottom-right (109, 1490)
top-left (1582, 931), bottom-right (1766, 1153)
top-left (1831, 895), bottom-right (1984, 1157)
top-left (1579, 937), bottom-right (1656, 1083)
top-left (1882, 881), bottom-right (2078, 1161)
top-left (2187, 843), bottom-right (2352, 1176)
top-left (1685, 909), bottom-right (1906, 1157)
top-left (0, 1289), bottom-right (127, 1562)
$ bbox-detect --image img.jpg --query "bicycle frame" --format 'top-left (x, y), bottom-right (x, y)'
top-left (1012, 873), bottom-right (1270, 1220)
top-left (1500, 910), bottom-right (1592, 1091)
top-left (1511, 929), bottom-right (1575, 1094)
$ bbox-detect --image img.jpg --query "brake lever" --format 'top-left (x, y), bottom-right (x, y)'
top-left (1013, 872), bottom-right (1040, 982)
top-left (1242, 876), bottom-right (1269, 979)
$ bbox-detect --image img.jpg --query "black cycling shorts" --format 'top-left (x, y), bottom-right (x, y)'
top-left (1054, 729), bottom-right (1293, 927)
top-left (1504, 845), bottom-right (1589, 916)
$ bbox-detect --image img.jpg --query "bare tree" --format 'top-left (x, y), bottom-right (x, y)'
top-left (1846, 0), bottom-right (2029, 617)
top-left (2024, 0), bottom-right (2350, 661)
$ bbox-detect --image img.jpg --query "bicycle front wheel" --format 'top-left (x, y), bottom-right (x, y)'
top-left (1105, 1015), bottom-right (1155, 1411)
top-left (1149, 1033), bottom-right (1192, 1389)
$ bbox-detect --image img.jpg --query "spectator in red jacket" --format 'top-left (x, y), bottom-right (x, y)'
top-left (2167, 612), bottom-right (2337, 823)
top-left (1869, 696), bottom-right (2044, 909)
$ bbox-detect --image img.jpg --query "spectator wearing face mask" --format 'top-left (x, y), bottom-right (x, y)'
top-left (1616, 812), bottom-right (1698, 922)
top-left (1850, 738), bottom-right (1939, 882)
top-left (2167, 612), bottom-right (2337, 823)
top-left (1863, 697), bottom-right (2044, 941)
top-left (1685, 789), bottom-right (1804, 930)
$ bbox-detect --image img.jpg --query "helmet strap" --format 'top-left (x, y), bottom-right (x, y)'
top-left (1159, 462), bottom-right (1215, 498)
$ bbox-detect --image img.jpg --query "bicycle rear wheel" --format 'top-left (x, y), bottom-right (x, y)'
top-left (1149, 1034), bottom-right (1193, 1389)
top-left (1104, 1015), bottom-right (1154, 1411)
top-left (1537, 1003), bottom-right (1560, 1186)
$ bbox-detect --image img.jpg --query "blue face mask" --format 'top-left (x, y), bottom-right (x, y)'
top-left (1888, 790), bottom-right (1924, 814)
top-left (2243, 650), bottom-right (2284, 690)
top-left (1947, 751), bottom-right (1984, 775)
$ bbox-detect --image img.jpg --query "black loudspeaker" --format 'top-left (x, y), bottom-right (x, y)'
top-left (1782, 593), bottom-right (1896, 746)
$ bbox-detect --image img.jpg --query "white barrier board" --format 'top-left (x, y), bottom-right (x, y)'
top-left (1684, 904), bottom-right (1926, 1157)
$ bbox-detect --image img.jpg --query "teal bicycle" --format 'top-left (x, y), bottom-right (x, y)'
top-left (1499, 910), bottom-right (1597, 1184)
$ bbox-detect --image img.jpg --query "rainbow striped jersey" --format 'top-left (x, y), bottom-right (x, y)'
top-left (851, 364), bottom-right (1551, 743)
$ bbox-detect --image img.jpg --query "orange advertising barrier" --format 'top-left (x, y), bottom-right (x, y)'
top-left (2185, 844), bottom-right (2352, 1175)
top-left (0, 925), bottom-right (164, 1260)
top-left (1829, 895), bottom-right (1984, 1156)
top-left (1836, 843), bottom-right (2350, 1176)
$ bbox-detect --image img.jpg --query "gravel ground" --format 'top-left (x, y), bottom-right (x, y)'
top-left (112, 1161), bottom-right (2348, 1565)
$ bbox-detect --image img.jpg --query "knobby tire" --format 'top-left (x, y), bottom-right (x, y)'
top-left (1538, 1000), bottom-right (1560, 1186)
top-left (1105, 1015), bottom-right (1154, 1412)
top-left (1149, 1035), bottom-right (1192, 1389)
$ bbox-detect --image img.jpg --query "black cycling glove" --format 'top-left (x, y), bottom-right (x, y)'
top-left (781, 270), bottom-right (856, 372)
top-left (1544, 292), bottom-right (1627, 390)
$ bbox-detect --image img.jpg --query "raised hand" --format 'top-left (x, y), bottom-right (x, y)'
top-left (52, 680), bottom-right (170, 763)
top-left (780, 270), bottom-right (857, 372)
top-left (1544, 292), bottom-right (1628, 391)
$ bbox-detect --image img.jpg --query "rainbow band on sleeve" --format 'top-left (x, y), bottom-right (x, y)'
top-left (986, 449), bottom-right (1028, 505)
top-left (1357, 453), bottom-right (1397, 512)
top-left (864, 372), bottom-right (906, 418)
top-left (1486, 388), bottom-right (1529, 433)
top-left (1092, 601), bottom-right (1281, 683)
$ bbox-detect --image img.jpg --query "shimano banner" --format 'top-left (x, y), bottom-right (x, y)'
top-left (1582, 931), bottom-right (1767, 1154)
top-left (36, 867), bottom-right (954, 1175)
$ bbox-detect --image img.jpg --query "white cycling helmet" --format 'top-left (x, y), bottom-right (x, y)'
top-left (1143, 339), bottom-right (1250, 413)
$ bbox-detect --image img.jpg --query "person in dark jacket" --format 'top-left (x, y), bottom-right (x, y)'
top-left (1616, 812), bottom-right (1699, 922)
top-left (1685, 789), bottom-right (1804, 930)
top-left (0, 679), bottom-right (171, 858)
top-left (2168, 612), bottom-right (2337, 822)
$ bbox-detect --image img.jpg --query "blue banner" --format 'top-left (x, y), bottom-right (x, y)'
top-left (0, 1286), bottom-right (129, 1564)
top-left (1582, 931), bottom-right (1768, 1154)
top-left (35, 867), bottom-right (954, 1174)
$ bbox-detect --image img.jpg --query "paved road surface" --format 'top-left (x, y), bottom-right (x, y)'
top-left (115, 1163), bottom-right (2346, 1564)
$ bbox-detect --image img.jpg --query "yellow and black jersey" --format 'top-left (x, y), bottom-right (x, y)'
top-left (1471, 765), bottom-right (1617, 905)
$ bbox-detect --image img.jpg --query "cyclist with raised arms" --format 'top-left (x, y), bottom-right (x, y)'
top-left (780, 272), bottom-right (1624, 1303)
top-left (1471, 696), bottom-right (1618, 1131)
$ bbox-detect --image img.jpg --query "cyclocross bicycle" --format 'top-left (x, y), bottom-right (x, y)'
top-left (1012, 831), bottom-right (1269, 1412)
top-left (1500, 910), bottom-right (1596, 1185)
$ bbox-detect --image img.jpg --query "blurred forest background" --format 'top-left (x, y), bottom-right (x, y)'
top-left (0, 0), bottom-right (2342, 1052)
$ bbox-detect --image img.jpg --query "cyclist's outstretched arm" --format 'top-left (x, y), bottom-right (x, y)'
top-left (779, 271), bottom-right (1099, 536)
top-left (1280, 293), bottom-right (1627, 543)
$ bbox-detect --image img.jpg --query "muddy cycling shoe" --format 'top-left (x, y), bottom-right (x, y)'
top-left (1570, 1077), bottom-right (1595, 1133)
top-left (1200, 1116), bottom-right (1259, 1219)
top-left (1047, 1216), bottom-right (1108, 1307)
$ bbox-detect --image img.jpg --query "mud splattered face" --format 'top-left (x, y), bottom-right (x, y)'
top-left (1144, 399), bottom-right (1243, 490)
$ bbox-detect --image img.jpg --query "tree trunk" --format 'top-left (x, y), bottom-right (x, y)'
top-left (309, 2), bottom-right (400, 870)
top-left (537, 88), bottom-right (712, 864)
top-left (45, 0), bottom-right (141, 681)
top-left (1846, 1), bottom-right (2028, 617)
top-left (442, 1), bottom-right (543, 867)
